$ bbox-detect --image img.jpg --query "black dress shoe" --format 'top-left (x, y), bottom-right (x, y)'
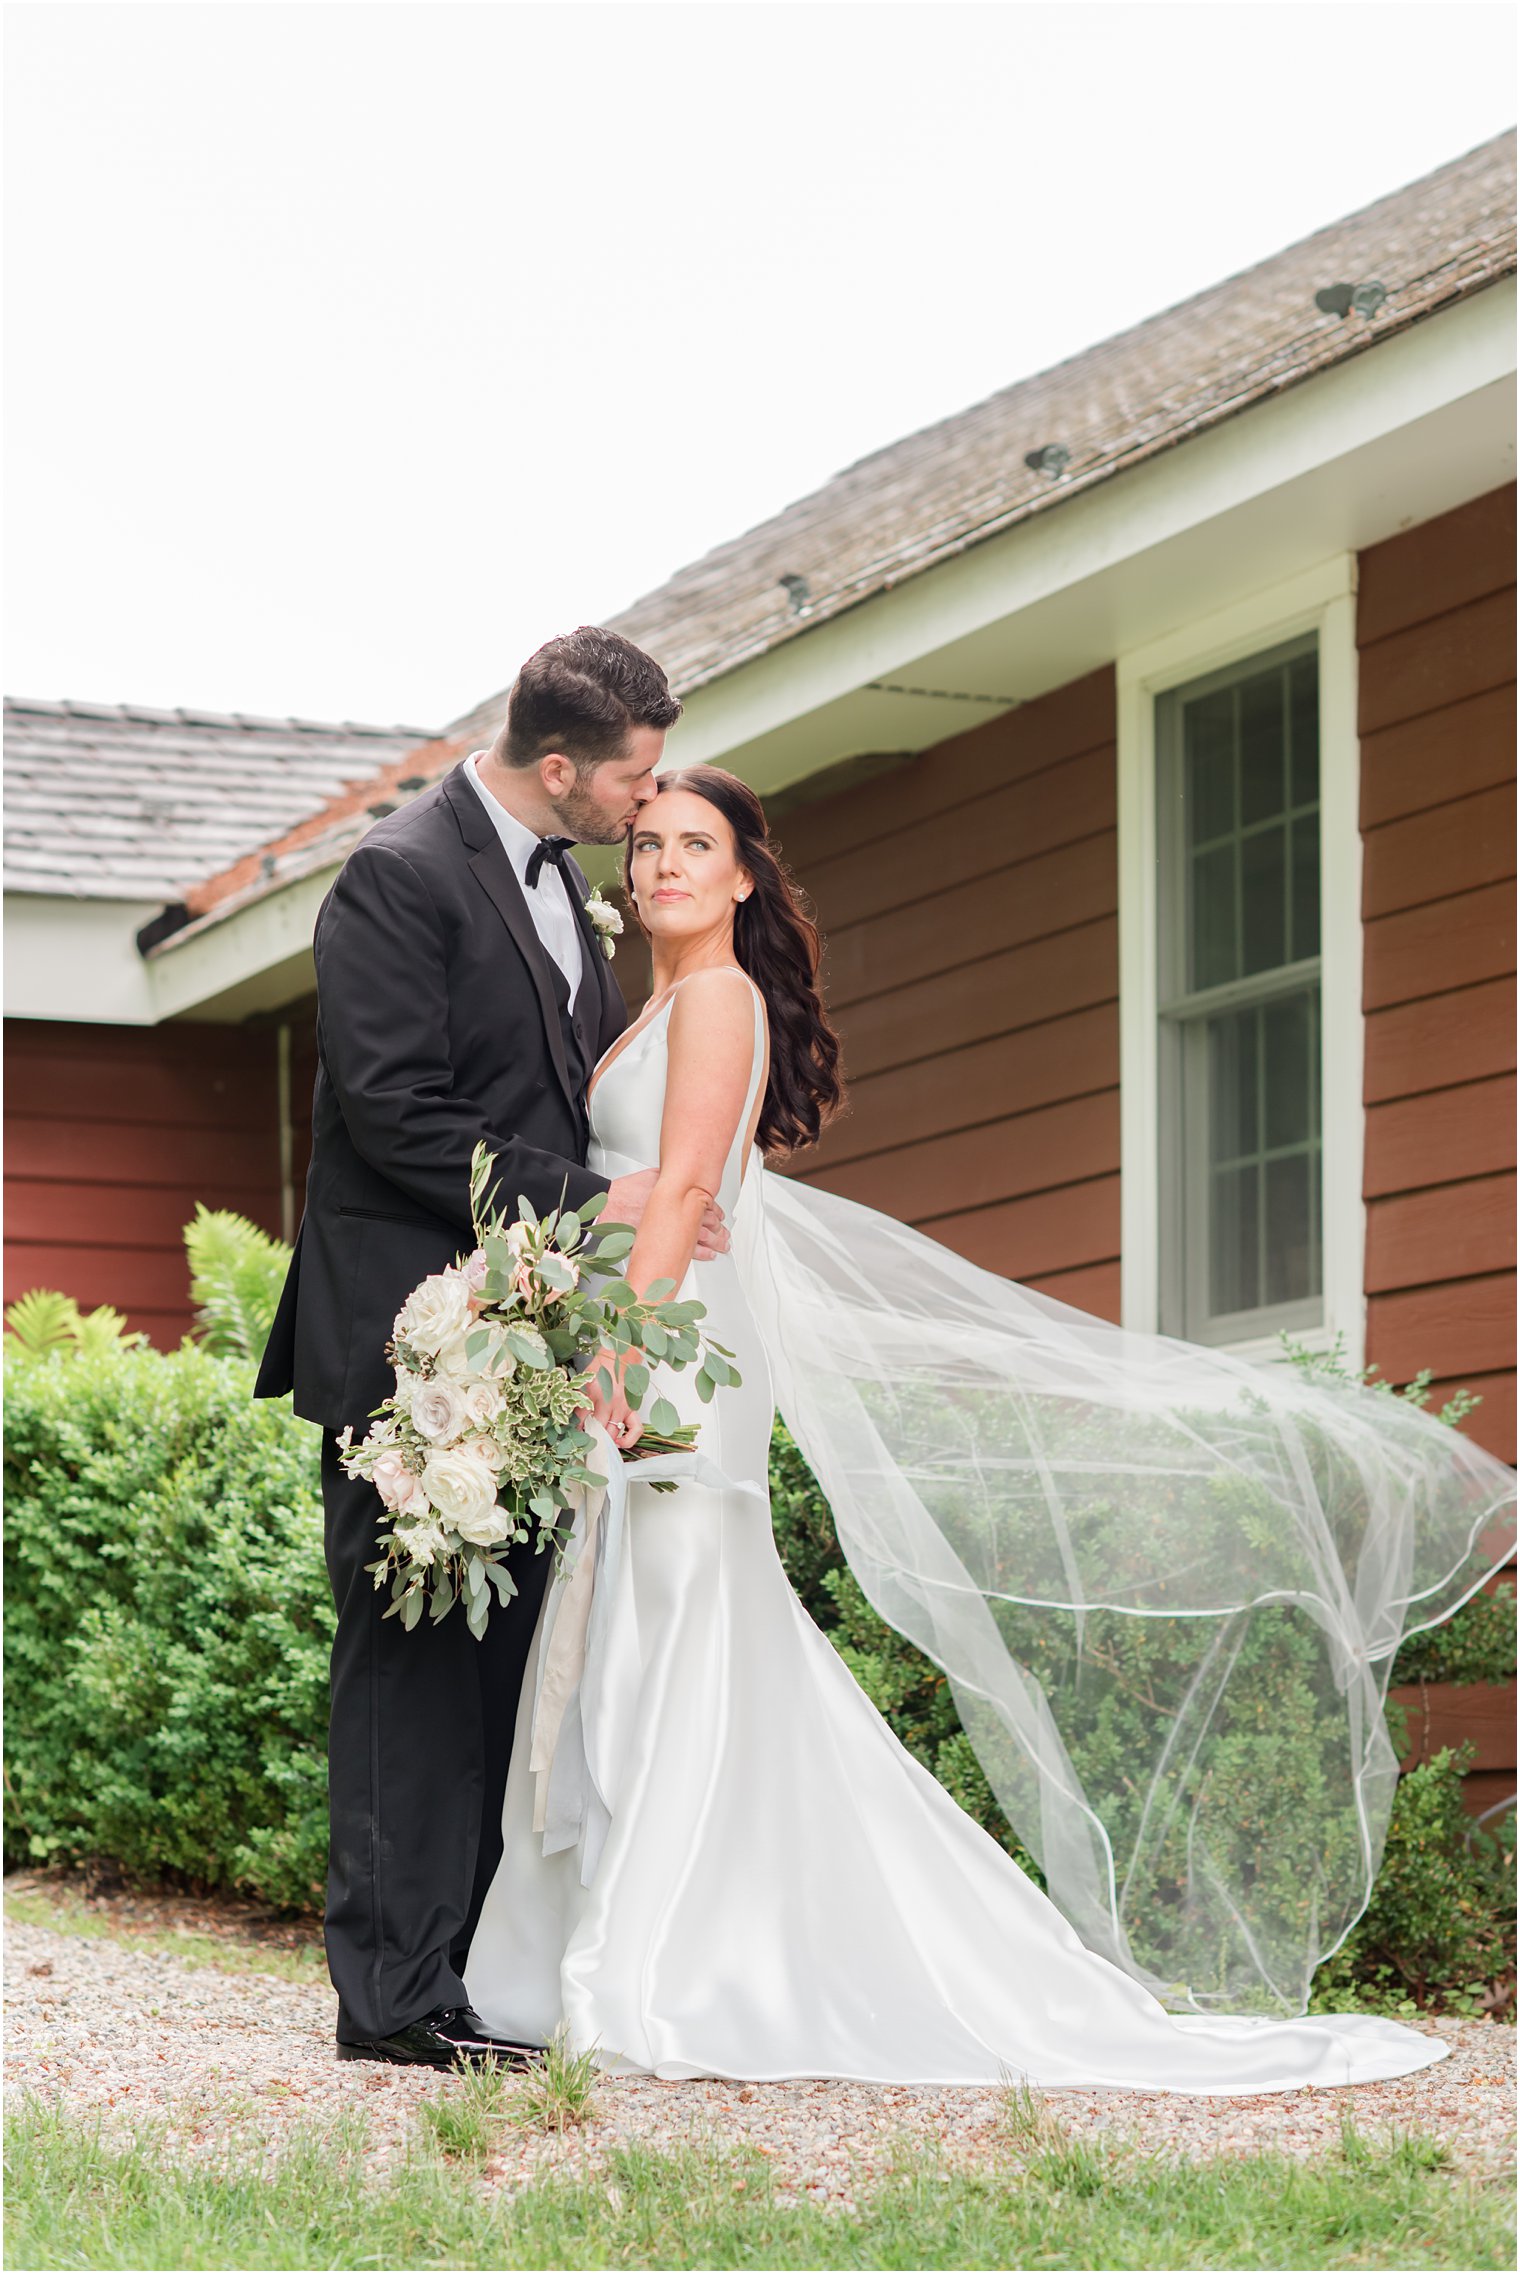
top-left (337, 2004), bottom-right (543, 2069)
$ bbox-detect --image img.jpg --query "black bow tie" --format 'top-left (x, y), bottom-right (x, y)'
top-left (524, 834), bottom-right (575, 890)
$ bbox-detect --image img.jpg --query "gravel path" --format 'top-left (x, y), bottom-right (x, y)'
top-left (6, 1893), bottom-right (1515, 2209)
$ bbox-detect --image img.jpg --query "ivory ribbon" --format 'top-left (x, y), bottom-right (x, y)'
top-left (528, 1427), bottom-right (613, 1833)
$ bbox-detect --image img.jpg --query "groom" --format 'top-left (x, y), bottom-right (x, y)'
top-left (256, 626), bottom-right (723, 2067)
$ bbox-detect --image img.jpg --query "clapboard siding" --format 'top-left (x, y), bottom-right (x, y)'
top-left (4, 1019), bottom-right (281, 1346)
top-left (1363, 977), bottom-right (1515, 1103)
top-left (778, 668), bottom-right (1122, 1317)
top-left (1364, 1174), bottom-right (1516, 1293)
top-left (1358, 483), bottom-right (1517, 1465)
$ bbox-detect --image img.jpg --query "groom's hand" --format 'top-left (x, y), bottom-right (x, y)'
top-left (605, 1169), bottom-right (729, 1261)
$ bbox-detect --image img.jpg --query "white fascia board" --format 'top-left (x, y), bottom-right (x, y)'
top-left (667, 277), bottom-right (1515, 791)
top-left (145, 863), bottom-right (336, 1023)
top-left (4, 894), bottom-right (162, 1024)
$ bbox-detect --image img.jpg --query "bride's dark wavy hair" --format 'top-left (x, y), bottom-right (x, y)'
top-left (622, 766), bottom-right (846, 1159)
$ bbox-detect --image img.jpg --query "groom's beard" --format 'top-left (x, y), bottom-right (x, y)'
top-left (547, 777), bottom-right (638, 849)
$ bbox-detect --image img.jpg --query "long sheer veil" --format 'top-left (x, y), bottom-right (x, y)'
top-left (735, 1162), bottom-right (1515, 2016)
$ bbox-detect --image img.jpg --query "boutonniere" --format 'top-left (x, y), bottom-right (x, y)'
top-left (584, 886), bottom-right (624, 961)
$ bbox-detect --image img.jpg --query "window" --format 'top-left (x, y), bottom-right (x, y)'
top-left (1118, 556), bottom-right (1363, 1366)
top-left (1155, 636), bottom-right (1324, 1343)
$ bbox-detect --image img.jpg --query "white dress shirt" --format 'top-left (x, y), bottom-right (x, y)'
top-left (464, 752), bottom-right (587, 1003)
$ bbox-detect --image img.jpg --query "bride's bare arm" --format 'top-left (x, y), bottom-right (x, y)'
top-left (628, 970), bottom-right (758, 1300)
top-left (586, 969), bottom-right (758, 1443)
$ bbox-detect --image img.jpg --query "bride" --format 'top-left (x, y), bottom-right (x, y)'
top-left (465, 764), bottom-right (1514, 2091)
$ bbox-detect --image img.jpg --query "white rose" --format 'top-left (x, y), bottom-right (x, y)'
top-left (423, 1445), bottom-right (505, 1542)
top-left (462, 1379), bottom-right (505, 1432)
top-left (460, 1428), bottom-right (506, 1472)
top-left (395, 1269), bottom-right (474, 1357)
top-left (410, 1376), bottom-right (468, 1443)
top-left (432, 1331), bottom-right (475, 1382)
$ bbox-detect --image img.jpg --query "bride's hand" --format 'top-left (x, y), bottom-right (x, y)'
top-left (586, 1346), bottom-right (644, 1452)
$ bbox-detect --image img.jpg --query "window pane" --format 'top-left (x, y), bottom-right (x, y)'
top-left (1263, 1150), bottom-right (1320, 1306)
top-left (1262, 990), bottom-right (1314, 1151)
top-left (1240, 824), bottom-right (1287, 975)
top-left (1162, 640), bottom-right (1324, 1337)
top-left (1239, 667), bottom-right (1286, 827)
top-left (1211, 1163), bottom-right (1260, 1315)
top-left (1186, 688), bottom-right (1236, 843)
top-left (1291, 813), bottom-right (1320, 960)
top-left (1191, 844), bottom-right (1237, 990)
top-left (1289, 653), bottom-right (1319, 810)
top-left (1208, 1005), bottom-right (1258, 1162)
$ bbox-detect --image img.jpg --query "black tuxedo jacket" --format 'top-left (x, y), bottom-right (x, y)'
top-left (255, 762), bottom-right (627, 1429)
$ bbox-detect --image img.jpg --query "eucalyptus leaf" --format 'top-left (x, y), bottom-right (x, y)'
top-left (695, 1370), bottom-right (715, 1405)
top-left (485, 1561), bottom-right (518, 1606)
top-left (401, 1589), bottom-right (424, 1631)
top-left (649, 1396), bottom-right (680, 1435)
top-left (645, 1277), bottom-right (677, 1301)
top-left (623, 1362), bottom-right (650, 1404)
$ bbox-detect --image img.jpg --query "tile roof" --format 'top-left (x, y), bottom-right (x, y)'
top-left (444, 128), bottom-right (1517, 746)
top-left (2, 699), bottom-right (435, 900)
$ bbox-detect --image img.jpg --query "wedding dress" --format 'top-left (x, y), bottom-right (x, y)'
top-left (465, 969), bottom-right (1513, 2089)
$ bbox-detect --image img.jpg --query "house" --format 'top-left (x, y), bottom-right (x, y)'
top-left (3, 704), bottom-right (432, 1342)
top-left (6, 130), bottom-right (1514, 1442)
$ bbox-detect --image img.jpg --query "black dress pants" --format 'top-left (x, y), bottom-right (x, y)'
top-left (321, 1431), bottom-right (553, 2042)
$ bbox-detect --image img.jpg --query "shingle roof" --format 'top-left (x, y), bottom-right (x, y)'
top-left (445, 128), bottom-right (1517, 746)
top-left (29, 128), bottom-right (1517, 947)
top-left (2, 699), bottom-right (435, 900)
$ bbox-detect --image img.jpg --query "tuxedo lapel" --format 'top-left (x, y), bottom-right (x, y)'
top-left (563, 855), bottom-right (628, 1056)
top-left (441, 765), bottom-right (581, 1122)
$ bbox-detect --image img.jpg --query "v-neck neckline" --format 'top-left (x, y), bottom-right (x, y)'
top-left (586, 988), bottom-right (679, 1106)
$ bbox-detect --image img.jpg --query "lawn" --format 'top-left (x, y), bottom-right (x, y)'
top-left (6, 2090), bottom-right (1514, 2272)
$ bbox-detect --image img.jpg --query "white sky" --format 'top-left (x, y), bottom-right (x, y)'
top-left (5, 0), bottom-right (1515, 728)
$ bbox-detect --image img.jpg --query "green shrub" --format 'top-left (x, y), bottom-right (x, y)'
top-left (1390, 1583), bottom-right (1516, 1687)
top-left (3, 1343), bottom-right (330, 1910)
top-left (1311, 1759), bottom-right (1515, 2016)
top-left (4, 1366), bottom-right (1512, 2007)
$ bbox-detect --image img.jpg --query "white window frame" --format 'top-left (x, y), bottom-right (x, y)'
top-left (1116, 554), bottom-right (1365, 1371)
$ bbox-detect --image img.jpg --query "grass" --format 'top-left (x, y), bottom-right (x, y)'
top-left (416, 2027), bottom-right (603, 2163)
top-left (509, 2026), bottom-right (602, 2133)
top-left (5, 2094), bottom-right (1513, 2272)
top-left (417, 2061), bottom-right (518, 2163)
top-left (3, 1887), bottom-right (325, 1985)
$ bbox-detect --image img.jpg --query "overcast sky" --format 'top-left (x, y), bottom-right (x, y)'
top-left (5, 1), bottom-right (1514, 728)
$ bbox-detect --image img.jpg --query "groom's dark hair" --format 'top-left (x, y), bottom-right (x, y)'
top-left (494, 626), bottom-right (682, 773)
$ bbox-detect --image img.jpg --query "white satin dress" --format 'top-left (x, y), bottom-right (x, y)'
top-left (465, 969), bottom-right (1446, 2090)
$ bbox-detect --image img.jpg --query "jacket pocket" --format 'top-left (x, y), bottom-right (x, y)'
top-left (337, 1204), bottom-right (446, 1231)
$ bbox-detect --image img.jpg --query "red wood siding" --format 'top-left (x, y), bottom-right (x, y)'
top-left (4, 1019), bottom-right (282, 1348)
top-left (774, 667), bottom-right (1121, 1313)
top-left (1358, 482), bottom-right (1517, 1466)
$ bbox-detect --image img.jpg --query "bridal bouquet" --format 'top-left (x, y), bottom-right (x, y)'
top-left (338, 1142), bottom-right (739, 1637)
